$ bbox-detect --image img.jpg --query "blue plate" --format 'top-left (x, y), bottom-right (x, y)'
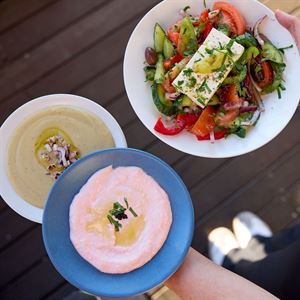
top-left (42, 148), bottom-right (194, 298)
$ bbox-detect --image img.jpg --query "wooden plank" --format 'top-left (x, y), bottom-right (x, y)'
top-left (104, 95), bottom-right (137, 128)
top-left (173, 156), bottom-right (228, 189)
top-left (0, 91), bottom-right (30, 125)
top-left (0, 209), bottom-right (35, 250)
top-left (0, 198), bottom-right (7, 212)
top-left (0, 257), bottom-right (65, 300)
top-left (258, 180), bottom-right (300, 232)
top-left (74, 62), bottom-right (125, 107)
top-left (26, 24), bottom-right (131, 99)
top-left (146, 142), bottom-right (186, 167)
top-left (0, 0), bottom-right (105, 65)
top-left (0, 0), bottom-right (55, 33)
top-left (43, 283), bottom-right (76, 300)
top-left (0, 0), bottom-right (159, 102)
top-left (192, 143), bottom-right (300, 253)
top-left (190, 110), bottom-right (300, 223)
top-left (124, 120), bottom-right (157, 150)
top-left (291, 6), bottom-right (300, 18)
top-left (260, 0), bottom-right (299, 13)
top-left (0, 226), bottom-right (43, 289)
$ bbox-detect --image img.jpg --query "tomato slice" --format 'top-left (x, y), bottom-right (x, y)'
top-left (194, 9), bottom-right (209, 26)
top-left (167, 30), bottom-right (179, 45)
top-left (181, 112), bottom-right (200, 127)
top-left (217, 10), bottom-right (238, 35)
top-left (225, 84), bottom-right (244, 105)
top-left (196, 129), bottom-right (227, 140)
top-left (167, 21), bottom-right (181, 45)
top-left (215, 110), bottom-right (239, 127)
top-left (162, 78), bottom-right (176, 93)
top-left (154, 115), bottom-right (186, 135)
top-left (216, 84), bottom-right (243, 127)
top-left (213, 1), bottom-right (246, 35)
top-left (203, 22), bottom-right (213, 40)
top-left (163, 53), bottom-right (183, 71)
top-left (191, 106), bottom-right (217, 137)
top-left (257, 61), bottom-right (274, 89)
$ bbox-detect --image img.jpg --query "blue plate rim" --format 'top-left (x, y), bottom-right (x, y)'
top-left (42, 148), bottom-right (194, 297)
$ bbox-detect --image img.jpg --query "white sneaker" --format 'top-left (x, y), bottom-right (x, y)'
top-left (208, 227), bottom-right (239, 266)
top-left (233, 211), bottom-right (273, 249)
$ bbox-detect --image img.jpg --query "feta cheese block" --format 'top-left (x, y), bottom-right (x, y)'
top-left (172, 28), bottom-right (244, 107)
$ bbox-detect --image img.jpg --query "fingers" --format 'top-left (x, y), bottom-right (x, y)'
top-left (275, 9), bottom-right (296, 31)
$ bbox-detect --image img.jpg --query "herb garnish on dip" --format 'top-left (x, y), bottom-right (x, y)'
top-left (107, 198), bottom-right (138, 232)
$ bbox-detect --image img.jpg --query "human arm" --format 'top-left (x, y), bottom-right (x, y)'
top-left (165, 247), bottom-right (278, 300)
top-left (275, 10), bottom-right (300, 52)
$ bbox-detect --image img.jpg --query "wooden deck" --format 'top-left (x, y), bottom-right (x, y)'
top-left (0, 1), bottom-right (299, 299)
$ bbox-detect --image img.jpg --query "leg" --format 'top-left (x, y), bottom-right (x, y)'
top-left (224, 239), bottom-right (300, 300)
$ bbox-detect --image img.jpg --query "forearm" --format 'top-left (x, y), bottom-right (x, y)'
top-left (166, 248), bottom-right (278, 300)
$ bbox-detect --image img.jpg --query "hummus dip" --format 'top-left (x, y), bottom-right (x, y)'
top-left (69, 165), bottom-right (172, 274)
top-left (6, 106), bottom-right (114, 208)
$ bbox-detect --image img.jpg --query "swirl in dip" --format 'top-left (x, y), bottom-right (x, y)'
top-left (6, 106), bottom-right (114, 208)
top-left (69, 165), bottom-right (172, 274)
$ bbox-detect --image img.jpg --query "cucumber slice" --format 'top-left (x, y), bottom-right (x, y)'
top-left (174, 95), bottom-right (194, 109)
top-left (163, 38), bottom-right (175, 59)
top-left (154, 23), bottom-right (165, 53)
top-left (152, 83), bottom-right (175, 116)
top-left (262, 42), bottom-right (283, 64)
top-left (154, 54), bottom-right (165, 83)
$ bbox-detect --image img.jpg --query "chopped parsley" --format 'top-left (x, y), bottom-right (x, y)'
top-left (129, 207), bottom-right (138, 217)
top-left (226, 39), bottom-right (235, 56)
top-left (237, 84), bottom-right (247, 98)
top-left (183, 68), bottom-right (193, 76)
top-left (205, 48), bottom-right (214, 55)
top-left (197, 97), bottom-right (205, 106)
top-left (183, 5), bottom-right (190, 12)
top-left (196, 79), bottom-right (207, 93)
top-left (218, 41), bottom-right (225, 50)
top-left (203, 0), bottom-right (207, 8)
top-left (188, 76), bottom-right (197, 88)
top-left (203, 81), bottom-right (212, 93)
top-left (254, 64), bottom-right (262, 75)
top-left (177, 80), bottom-right (184, 86)
top-left (278, 44), bottom-right (293, 54)
top-left (107, 198), bottom-right (138, 232)
top-left (277, 88), bottom-right (282, 99)
top-left (218, 24), bottom-right (230, 36)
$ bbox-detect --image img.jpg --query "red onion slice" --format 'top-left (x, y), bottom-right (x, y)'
top-left (209, 131), bottom-right (215, 144)
top-left (165, 92), bottom-right (180, 100)
top-left (254, 15), bottom-right (268, 47)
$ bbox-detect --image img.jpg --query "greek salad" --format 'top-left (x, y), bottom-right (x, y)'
top-left (144, 1), bottom-right (292, 141)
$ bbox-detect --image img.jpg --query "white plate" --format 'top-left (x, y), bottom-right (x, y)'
top-left (0, 94), bottom-right (127, 223)
top-left (124, 0), bottom-right (300, 158)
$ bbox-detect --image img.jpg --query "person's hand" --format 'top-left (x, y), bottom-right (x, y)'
top-left (275, 10), bottom-right (300, 52)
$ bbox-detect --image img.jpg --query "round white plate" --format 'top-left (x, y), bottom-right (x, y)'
top-left (0, 94), bottom-right (127, 223)
top-left (124, 0), bottom-right (300, 158)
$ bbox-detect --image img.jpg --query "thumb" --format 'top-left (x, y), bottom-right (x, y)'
top-left (275, 9), bottom-right (295, 31)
